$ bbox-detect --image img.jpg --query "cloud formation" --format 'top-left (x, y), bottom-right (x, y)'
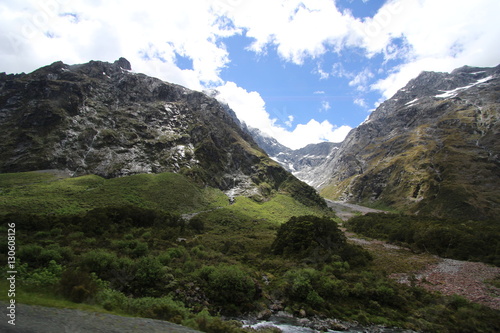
top-left (1, 0), bottom-right (498, 148)
top-left (214, 82), bottom-right (350, 149)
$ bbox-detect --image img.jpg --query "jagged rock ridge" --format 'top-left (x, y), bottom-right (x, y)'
top-left (251, 65), bottom-right (500, 219)
top-left (317, 65), bottom-right (500, 219)
top-left (0, 58), bottom-right (325, 207)
top-left (248, 127), bottom-right (341, 187)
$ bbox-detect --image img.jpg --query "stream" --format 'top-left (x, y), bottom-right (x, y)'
top-left (239, 314), bottom-right (414, 333)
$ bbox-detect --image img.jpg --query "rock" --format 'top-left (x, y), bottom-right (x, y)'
top-left (256, 64), bottom-right (500, 220)
top-left (298, 309), bottom-right (307, 318)
top-left (114, 57), bottom-right (131, 70)
top-left (269, 301), bottom-right (283, 312)
top-left (0, 59), bottom-right (327, 209)
top-left (257, 309), bottom-right (272, 321)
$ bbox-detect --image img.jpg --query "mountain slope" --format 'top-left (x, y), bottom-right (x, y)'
top-left (248, 127), bottom-right (341, 187)
top-left (0, 58), bottom-right (325, 208)
top-left (319, 65), bottom-right (500, 219)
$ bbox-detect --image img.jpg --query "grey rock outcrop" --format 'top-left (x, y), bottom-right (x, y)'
top-left (0, 58), bottom-right (326, 207)
top-left (253, 65), bottom-right (500, 219)
top-left (318, 64), bottom-right (500, 219)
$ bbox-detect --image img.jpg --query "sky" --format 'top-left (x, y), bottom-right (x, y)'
top-left (1, 0), bottom-right (499, 149)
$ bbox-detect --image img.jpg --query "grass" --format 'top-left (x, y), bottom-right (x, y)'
top-left (352, 238), bottom-right (439, 275)
top-left (0, 171), bottom-right (229, 215)
top-left (2, 171), bottom-right (499, 332)
top-left (0, 280), bottom-right (126, 316)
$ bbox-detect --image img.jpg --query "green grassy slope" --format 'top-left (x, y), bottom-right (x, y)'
top-left (0, 171), bottom-right (229, 215)
top-left (1, 171), bottom-right (499, 332)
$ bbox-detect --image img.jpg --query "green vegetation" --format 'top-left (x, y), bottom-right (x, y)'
top-left (0, 171), bottom-right (228, 215)
top-left (345, 213), bottom-right (500, 266)
top-left (271, 215), bottom-right (371, 267)
top-left (1, 171), bottom-right (499, 332)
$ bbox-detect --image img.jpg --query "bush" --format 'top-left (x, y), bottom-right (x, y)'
top-left (345, 213), bottom-right (500, 265)
top-left (284, 268), bottom-right (322, 304)
top-left (128, 297), bottom-right (189, 324)
top-left (80, 250), bottom-right (120, 277)
top-left (59, 268), bottom-right (101, 303)
top-left (205, 265), bottom-right (256, 312)
top-left (129, 256), bottom-right (171, 297)
top-left (95, 288), bottom-right (129, 311)
top-left (272, 215), bottom-right (371, 266)
top-left (272, 216), bottom-right (346, 259)
top-left (23, 260), bottom-right (63, 288)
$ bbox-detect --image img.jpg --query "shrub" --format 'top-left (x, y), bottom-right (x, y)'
top-left (272, 216), bottom-right (346, 259)
top-left (80, 250), bottom-right (119, 277)
top-left (189, 309), bottom-right (245, 333)
top-left (95, 288), bottom-right (129, 311)
top-left (129, 256), bottom-right (174, 297)
top-left (59, 268), bottom-right (101, 303)
top-left (271, 215), bottom-right (371, 266)
top-left (18, 244), bottom-right (43, 267)
top-left (23, 260), bottom-right (63, 288)
top-left (128, 297), bottom-right (189, 324)
top-left (188, 217), bottom-right (205, 233)
top-left (206, 265), bottom-right (255, 311)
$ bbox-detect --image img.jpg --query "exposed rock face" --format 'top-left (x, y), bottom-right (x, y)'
top-left (252, 65), bottom-right (500, 219)
top-left (248, 127), bottom-right (341, 187)
top-left (0, 59), bottom-right (325, 207)
top-left (318, 65), bottom-right (500, 219)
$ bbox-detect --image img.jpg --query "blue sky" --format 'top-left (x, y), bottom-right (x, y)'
top-left (219, 30), bottom-right (387, 131)
top-left (1, 0), bottom-right (499, 148)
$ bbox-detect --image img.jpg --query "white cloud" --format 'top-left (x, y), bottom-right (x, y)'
top-left (215, 82), bottom-right (350, 149)
top-left (224, 0), bottom-right (500, 99)
top-left (320, 101), bottom-right (331, 112)
top-left (0, 0), bottom-right (235, 89)
top-left (348, 68), bottom-right (374, 91)
top-left (225, 0), bottom-right (359, 64)
top-left (354, 98), bottom-right (368, 108)
top-left (364, 0), bottom-right (500, 98)
top-left (270, 121), bottom-right (352, 149)
top-left (330, 62), bottom-right (352, 79)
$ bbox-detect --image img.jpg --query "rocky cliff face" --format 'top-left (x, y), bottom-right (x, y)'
top-left (251, 65), bottom-right (500, 219)
top-left (0, 58), bottom-right (325, 207)
top-left (318, 65), bottom-right (500, 219)
top-left (248, 127), bottom-right (341, 187)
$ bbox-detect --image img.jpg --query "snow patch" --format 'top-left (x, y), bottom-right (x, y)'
top-left (405, 98), bottom-right (419, 107)
top-left (435, 76), bottom-right (493, 99)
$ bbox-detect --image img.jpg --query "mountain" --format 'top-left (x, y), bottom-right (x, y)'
top-left (316, 65), bottom-right (500, 219)
top-left (250, 65), bottom-right (500, 219)
top-left (248, 127), bottom-right (341, 187)
top-left (0, 58), bottom-right (325, 207)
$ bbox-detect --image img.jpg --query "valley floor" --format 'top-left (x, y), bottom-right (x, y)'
top-left (332, 200), bottom-right (500, 311)
top-left (325, 200), bottom-right (385, 221)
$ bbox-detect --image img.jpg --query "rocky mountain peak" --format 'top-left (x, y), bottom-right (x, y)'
top-left (256, 64), bottom-right (499, 219)
top-left (365, 65), bottom-right (500, 126)
top-left (114, 57), bottom-right (132, 70)
top-left (0, 59), bottom-right (327, 208)
top-left (315, 64), bottom-right (500, 219)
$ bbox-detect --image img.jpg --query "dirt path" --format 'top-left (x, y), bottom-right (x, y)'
top-left (0, 301), bottom-right (202, 333)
